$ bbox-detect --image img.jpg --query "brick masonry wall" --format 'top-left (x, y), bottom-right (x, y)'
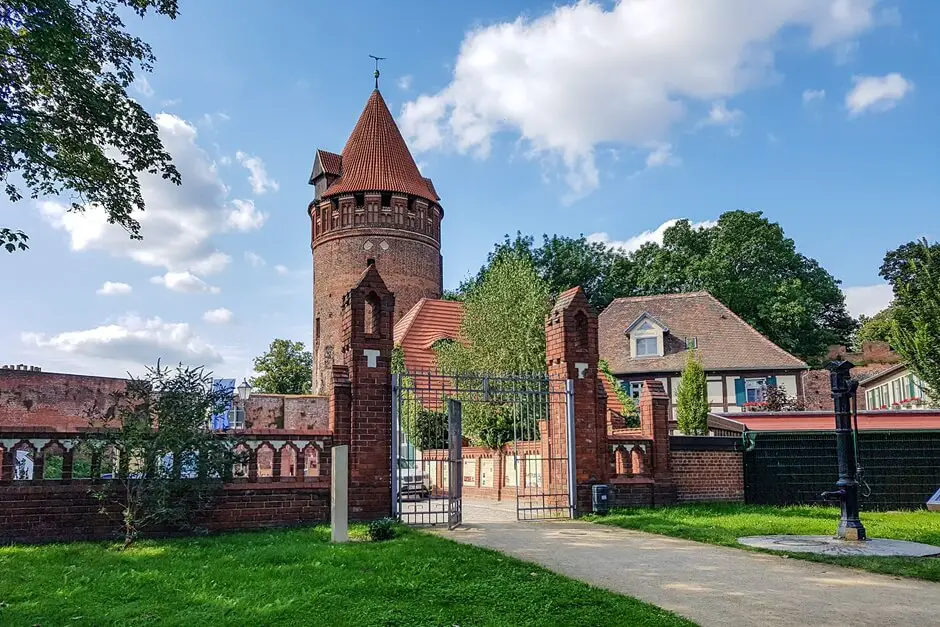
top-left (670, 436), bottom-right (745, 503)
top-left (245, 395), bottom-right (329, 430)
top-left (0, 482), bottom-right (329, 544)
top-left (0, 370), bottom-right (127, 428)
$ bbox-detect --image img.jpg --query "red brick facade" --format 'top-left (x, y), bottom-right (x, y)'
top-left (0, 368), bottom-right (127, 429)
top-left (670, 437), bottom-right (744, 503)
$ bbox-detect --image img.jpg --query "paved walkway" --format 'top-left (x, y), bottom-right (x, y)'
top-left (433, 520), bottom-right (940, 627)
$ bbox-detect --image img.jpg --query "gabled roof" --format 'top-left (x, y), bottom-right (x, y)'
top-left (394, 298), bottom-right (464, 373)
top-left (626, 312), bottom-right (669, 333)
top-left (323, 90), bottom-right (438, 204)
top-left (599, 292), bottom-right (807, 374)
top-left (316, 150), bottom-right (342, 177)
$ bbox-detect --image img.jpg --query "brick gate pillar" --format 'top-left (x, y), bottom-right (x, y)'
top-left (336, 262), bottom-right (395, 520)
top-left (639, 380), bottom-right (676, 505)
top-left (545, 287), bottom-right (609, 514)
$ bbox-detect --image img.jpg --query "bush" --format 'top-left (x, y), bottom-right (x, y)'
top-left (368, 517), bottom-right (398, 542)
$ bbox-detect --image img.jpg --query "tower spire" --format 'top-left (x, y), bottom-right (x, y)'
top-left (369, 54), bottom-right (386, 90)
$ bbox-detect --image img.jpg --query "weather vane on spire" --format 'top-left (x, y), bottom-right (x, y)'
top-left (369, 54), bottom-right (386, 90)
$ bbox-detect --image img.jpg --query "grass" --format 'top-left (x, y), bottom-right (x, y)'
top-left (0, 526), bottom-right (691, 627)
top-left (590, 503), bottom-right (940, 582)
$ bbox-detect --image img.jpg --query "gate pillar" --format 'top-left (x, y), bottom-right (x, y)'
top-left (545, 287), bottom-right (609, 514)
top-left (339, 262), bottom-right (395, 520)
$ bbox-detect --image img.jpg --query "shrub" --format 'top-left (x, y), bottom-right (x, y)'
top-left (368, 517), bottom-right (398, 542)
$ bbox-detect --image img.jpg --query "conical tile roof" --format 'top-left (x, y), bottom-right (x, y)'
top-left (324, 90), bottom-right (438, 203)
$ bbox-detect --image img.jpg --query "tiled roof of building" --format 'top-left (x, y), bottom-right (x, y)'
top-left (324, 90), bottom-right (438, 203)
top-left (393, 299), bottom-right (464, 373)
top-left (599, 292), bottom-right (807, 375)
top-left (317, 149), bottom-right (342, 176)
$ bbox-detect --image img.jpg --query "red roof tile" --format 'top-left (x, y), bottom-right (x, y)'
top-left (599, 292), bottom-right (807, 374)
top-left (394, 299), bottom-right (464, 373)
top-left (324, 90), bottom-right (437, 203)
top-left (317, 150), bottom-right (342, 176)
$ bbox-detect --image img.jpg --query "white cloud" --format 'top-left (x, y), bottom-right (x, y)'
top-left (161, 98), bottom-right (181, 107)
top-left (226, 198), bottom-right (268, 231)
top-left (843, 284), bottom-right (893, 318)
top-left (846, 73), bottom-right (913, 116)
top-left (400, 0), bottom-right (880, 195)
top-left (38, 113), bottom-right (268, 278)
top-left (245, 251), bottom-right (266, 267)
top-left (203, 308), bottom-right (233, 324)
top-left (199, 112), bottom-right (231, 128)
top-left (22, 314), bottom-right (222, 365)
top-left (274, 264), bottom-right (289, 275)
top-left (235, 151), bottom-right (279, 195)
top-left (644, 142), bottom-right (680, 168)
top-left (700, 100), bottom-right (743, 129)
top-left (397, 75), bottom-right (413, 91)
top-left (150, 271), bottom-right (220, 294)
top-left (588, 218), bottom-right (718, 254)
top-left (133, 76), bottom-right (154, 98)
top-left (802, 88), bottom-right (826, 104)
top-left (96, 281), bottom-right (132, 296)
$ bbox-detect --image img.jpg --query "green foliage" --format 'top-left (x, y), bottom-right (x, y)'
top-left (1, 0), bottom-right (181, 252)
top-left (760, 384), bottom-right (806, 412)
top-left (86, 361), bottom-right (242, 547)
top-left (250, 339), bottom-right (313, 395)
top-left (463, 403), bottom-right (516, 450)
top-left (440, 252), bottom-right (550, 376)
top-left (409, 408), bottom-right (448, 451)
top-left (0, 527), bottom-right (691, 626)
top-left (675, 351), bottom-right (708, 435)
top-left (884, 239), bottom-right (940, 401)
top-left (854, 307), bottom-right (896, 351)
top-left (367, 517), bottom-right (398, 542)
top-left (598, 359), bottom-right (639, 428)
top-left (461, 212), bottom-right (854, 362)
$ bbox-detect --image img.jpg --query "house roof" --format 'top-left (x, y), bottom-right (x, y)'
top-left (598, 292), bottom-right (807, 375)
top-left (710, 410), bottom-right (940, 433)
top-left (323, 90), bottom-right (438, 204)
top-left (393, 299), bottom-right (464, 373)
top-left (858, 362), bottom-right (910, 387)
top-left (316, 150), bottom-right (342, 176)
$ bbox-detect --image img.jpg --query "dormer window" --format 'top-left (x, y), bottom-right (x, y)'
top-left (635, 337), bottom-right (659, 357)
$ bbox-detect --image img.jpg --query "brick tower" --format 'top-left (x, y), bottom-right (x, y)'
top-left (308, 89), bottom-right (443, 394)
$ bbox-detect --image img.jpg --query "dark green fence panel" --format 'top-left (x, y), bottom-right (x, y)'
top-left (744, 431), bottom-right (940, 510)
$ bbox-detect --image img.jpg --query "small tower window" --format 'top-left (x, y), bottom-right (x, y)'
top-left (365, 291), bottom-right (381, 337)
top-left (354, 192), bottom-right (364, 207)
top-left (380, 192), bottom-right (392, 207)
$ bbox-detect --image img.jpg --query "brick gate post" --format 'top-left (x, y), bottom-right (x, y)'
top-left (545, 287), bottom-right (609, 514)
top-left (639, 380), bottom-right (676, 505)
top-left (337, 262), bottom-right (395, 520)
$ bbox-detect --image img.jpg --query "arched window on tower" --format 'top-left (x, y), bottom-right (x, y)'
top-left (365, 291), bottom-right (382, 337)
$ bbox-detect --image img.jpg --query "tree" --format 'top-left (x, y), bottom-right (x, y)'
top-left (250, 339), bottom-right (313, 395)
top-left (883, 239), bottom-right (940, 401)
top-left (1, 0), bottom-right (182, 253)
top-left (631, 212), bottom-right (856, 362)
top-left (853, 307), bottom-right (896, 351)
top-left (676, 351), bottom-right (708, 435)
top-left (759, 383), bottom-right (806, 412)
top-left (86, 362), bottom-right (241, 547)
top-left (437, 253), bottom-right (551, 448)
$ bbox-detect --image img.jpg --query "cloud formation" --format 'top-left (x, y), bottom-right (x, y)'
top-left (150, 271), bottom-right (221, 294)
top-left (96, 281), bottom-right (132, 296)
top-left (22, 314), bottom-right (222, 366)
top-left (802, 88), bottom-right (826, 104)
top-left (203, 308), bottom-right (234, 324)
top-left (400, 0), bottom-right (881, 196)
top-left (846, 73), bottom-right (913, 116)
top-left (588, 218), bottom-right (718, 253)
top-left (39, 114), bottom-right (265, 279)
top-left (843, 284), bottom-right (893, 318)
top-left (235, 151), bottom-right (279, 195)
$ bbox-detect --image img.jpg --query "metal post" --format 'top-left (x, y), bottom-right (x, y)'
top-left (825, 361), bottom-right (866, 541)
top-left (391, 373), bottom-right (400, 519)
top-left (565, 379), bottom-right (577, 518)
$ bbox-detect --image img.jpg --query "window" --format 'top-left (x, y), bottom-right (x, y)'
top-left (629, 381), bottom-right (643, 400)
top-left (635, 337), bottom-right (659, 357)
top-left (745, 378), bottom-right (766, 403)
top-left (686, 337), bottom-right (697, 350)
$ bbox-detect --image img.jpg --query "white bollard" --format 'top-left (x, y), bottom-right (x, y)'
top-left (331, 445), bottom-right (349, 543)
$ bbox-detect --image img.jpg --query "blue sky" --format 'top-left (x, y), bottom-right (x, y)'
top-left (2, 0), bottom-right (937, 379)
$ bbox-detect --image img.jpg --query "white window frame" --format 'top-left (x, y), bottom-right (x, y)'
top-left (228, 406), bottom-right (246, 429)
top-left (745, 378), bottom-right (766, 404)
top-left (635, 336), bottom-right (659, 357)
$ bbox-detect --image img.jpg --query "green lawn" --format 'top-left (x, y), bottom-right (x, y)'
top-left (0, 526), bottom-right (690, 627)
top-left (590, 503), bottom-right (940, 582)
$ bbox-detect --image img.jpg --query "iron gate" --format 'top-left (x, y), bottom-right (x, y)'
top-left (392, 371), bottom-right (575, 525)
